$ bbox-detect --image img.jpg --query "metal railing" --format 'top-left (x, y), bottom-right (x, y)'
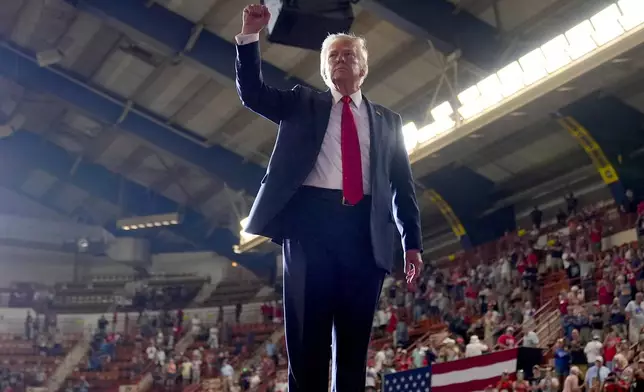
top-left (237, 326), bottom-right (285, 373)
top-left (45, 327), bottom-right (93, 392)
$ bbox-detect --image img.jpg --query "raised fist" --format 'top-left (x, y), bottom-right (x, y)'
top-left (242, 4), bottom-right (271, 35)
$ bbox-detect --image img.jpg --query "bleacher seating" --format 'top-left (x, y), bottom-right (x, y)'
top-left (68, 342), bottom-right (147, 392)
top-left (51, 274), bottom-right (208, 312)
top-left (245, 199), bottom-right (642, 388)
top-left (0, 196), bottom-right (639, 391)
top-left (0, 332), bottom-right (83, 391)
top-left (201, 280), bottom-right (264, 308)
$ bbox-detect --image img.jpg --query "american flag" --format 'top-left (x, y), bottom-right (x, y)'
top-left (383, 366), bottom-right (431, 392)
top-left (383, 348), bottom-right (542, 392)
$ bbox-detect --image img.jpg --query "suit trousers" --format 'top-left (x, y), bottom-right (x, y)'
top-left (281, 186), bottom-right (385, 392)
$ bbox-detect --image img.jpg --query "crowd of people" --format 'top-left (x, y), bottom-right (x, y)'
top-left (138, 306), bottom-right (282, 391)
top-left (187, 193), bottom-right (634, 392)
top-left (2, 192), bottom-right (644, 392)
top-left (360, 194), bottom-right (644, 392)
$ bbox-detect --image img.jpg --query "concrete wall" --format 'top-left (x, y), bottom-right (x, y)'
top-left (0, 246), bottom-right (76, 286)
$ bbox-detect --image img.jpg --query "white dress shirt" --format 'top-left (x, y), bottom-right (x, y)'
top-left (236, 33), bottom-right (371, 194)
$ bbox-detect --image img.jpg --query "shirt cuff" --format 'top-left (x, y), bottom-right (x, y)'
top-left (235, 33), bottom-right (260, 45)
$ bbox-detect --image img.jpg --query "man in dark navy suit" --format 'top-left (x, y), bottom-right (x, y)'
top-left (235, 4), bottom-right (423, 391)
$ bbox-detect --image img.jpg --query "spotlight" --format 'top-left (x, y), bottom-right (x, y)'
top-left (77, 238), bottom-right (89, 253)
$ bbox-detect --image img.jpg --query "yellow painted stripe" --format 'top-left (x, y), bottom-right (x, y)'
top-left (426, 189), bottom-right (467, 238)
top-left (558, 117), bottom-right (619, 185)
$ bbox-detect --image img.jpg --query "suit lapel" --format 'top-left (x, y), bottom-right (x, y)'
top-left (364, 96), bottom-right (383, 195)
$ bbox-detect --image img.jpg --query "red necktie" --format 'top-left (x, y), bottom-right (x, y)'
top-left (340, 96), bottom-right (364, 205)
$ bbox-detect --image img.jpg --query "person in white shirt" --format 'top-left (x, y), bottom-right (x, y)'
top-left (191, 316), bottom-right (201, 335)
top-left (229, 384), bottom-right (241, 392)
top-left (365, 365), bottom-right (377, 391)
top-left (626, 292), bottom-right (644, 344)
top-left (167, 334), bottom-right (174, 350)
top-left (275, 382), bottom-right (288, 392)
top-left (500, 257), bottom-right (511, 282)
top-left (378, 307), bottom-right (390, 329)
top-left (156, 331), bottom-right (164, 347)
top-left (146, 344), bottom-right (157, 361)
top-left (584, 334), bottom-right (603, 364)
top-left (192, 347), bottom-right (203, 361)
top-left (523, 331), bottom-right (540, 348)
top-left (384, 346), bottom-right (395, 368)
top-left (208, 326), bottom-right (219, 349)
top-left (250, 372), bottom-right (261, 389)
top-left (373, 347), bottom-right (386, 373)
top-left (221, 360), bottom-right (234, 380)
top-left (156, 349), bottom-right (166, 367)
top-left (465, 335), bottom-right (488, 357)
top-left (191, 358), bottom-right (202, 384)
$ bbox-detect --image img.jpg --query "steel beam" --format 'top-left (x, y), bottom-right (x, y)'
top-left (64, 0), bottom-right (314, 91)
top-left (360, 0), bottom-right (503, 70)
top-left (0, 130), bottom-right (275, 275)
top-left (0, 43), bottom-right (265, 195)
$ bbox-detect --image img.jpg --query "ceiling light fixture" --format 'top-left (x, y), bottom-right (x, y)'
top-left (117, 212), bottom-right (182, 231)
top-left (402, 0), bottom-right (644, 154)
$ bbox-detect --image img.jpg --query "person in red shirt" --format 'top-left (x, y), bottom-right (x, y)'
top-left (516, 256), bottom-right (526, 276)
top-left (173, 324), bottom-right (183, 341)
top-left (598, 279), bottom-right (614, 306)
top-left (267, 303), bottom-right (275, 320)
top-left (396, 350), bottom-right (411, 372)
top-left (559, 292), bottom-right (569, 316)
top-left (513, 370), bottom-right (530, 392)
top-left (604, 331), bottom-right (621, 369)
top-left (497, 327), bottom-right (516, 349)
top-left (464, 283), bottom-right (478, 313)
top-left (526, 249), bottom-right (539, 269)
top-left (590, 220), bottom-right (603, 254)
top-left (274, 302), bottom-right (283, 322)
top-left (626, 265), bottom-right (637, 289)
top-left (261, 303), bottom-right (271, 323)
top-left (496, 371), bottom-right (513, 391)
top-left (603, 372), bottom-right (629, 392)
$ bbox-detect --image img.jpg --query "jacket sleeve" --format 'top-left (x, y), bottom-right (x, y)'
top-left (390, 112), bottom-right (423, 252)
top-left (235, 41), bottom-right (299, 124)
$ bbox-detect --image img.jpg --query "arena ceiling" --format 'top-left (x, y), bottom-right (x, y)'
top-left (0, 0), bottom-right (642, 273)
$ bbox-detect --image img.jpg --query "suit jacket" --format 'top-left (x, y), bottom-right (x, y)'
top-left (235, 41), bottom-right (422, 272)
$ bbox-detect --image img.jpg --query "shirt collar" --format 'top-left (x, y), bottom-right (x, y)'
top-left (330, 88), bottom-right (363, 109)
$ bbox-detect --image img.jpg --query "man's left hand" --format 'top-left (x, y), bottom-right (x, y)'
top-left (404, 249), bottom-right (423, 289)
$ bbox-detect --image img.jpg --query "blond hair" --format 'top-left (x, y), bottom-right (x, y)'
top-left (319, 33), bottom-right (369, 86)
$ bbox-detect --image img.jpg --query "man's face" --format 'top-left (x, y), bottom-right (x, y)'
top-left (325, 38), bottom-right (363, 85)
